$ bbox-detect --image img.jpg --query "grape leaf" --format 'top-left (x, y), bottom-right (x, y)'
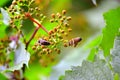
top-left (100, 7), bottom-right (120, 56)
top-left (0, 8), bottom-right (10, 25)
top-left (6, 41), bottom-right (30, 71)
top-left (84, 34), bottom-right (102, 61)
top-left (85, 35), bottom-right (102, 49)
top-left (111, 36), bottom-right (120, 76)
top-left (64, 56), bottom-right (113, 80)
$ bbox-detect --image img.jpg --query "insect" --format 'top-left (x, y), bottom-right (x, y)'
top-left (69, 37), bottom-right (82, 47)
top-left (38, 38), bottom-right (50, 46)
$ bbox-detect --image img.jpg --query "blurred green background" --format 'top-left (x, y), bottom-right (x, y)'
top-left (0, 0), bottom-right (120, 80)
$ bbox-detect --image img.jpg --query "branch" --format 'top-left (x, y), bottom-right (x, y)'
top-left (25, 12), bottom-right (49, 34)
top-left (26, 27), bottom-right (39, 49)
top-left (24, 12), bottom-right (49, 49)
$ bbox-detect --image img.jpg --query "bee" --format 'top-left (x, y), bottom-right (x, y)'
top-left (38, 38), bottom-right (50, 46)
top-left (69, 37), bottom-right (82, 47)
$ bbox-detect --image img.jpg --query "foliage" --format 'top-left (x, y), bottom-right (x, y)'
top-left (62, 7), bottom-right (120, 80)
top-left (0, 0), bottom-right (120, 80)
top-left (0, 0), bottom-right (10, 7)
top-left (0, 0), bottom-right (82, 79)
top-left (111, 36), bottom-right (120, 77)
top-left (0, 73), bottom-right (7, 80)
top-left (64, 56), bottom-right (113, 80)
top-left (6, 41), bottom-right (30, 72)
top-left (100, 7), bottom-right (120, 56)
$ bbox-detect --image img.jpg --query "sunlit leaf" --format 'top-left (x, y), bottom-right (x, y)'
top-left (0, 0), bottom-right (10, 7)
top-left (0, 24), bottom-right (7, 38)
top-left (6, 41), bottom-right (30, 71)
top-left (0, 8), bottom-right (10, 25)
top-left (111, 36), bottom-right (120, 76)
top-left (114, 73), bottom-right (119, 80)
top-left (87, 48), bottom-right (97, 61)
top-left (85, 35), bottom-right (102, 49)
top-left (100, 7), bottom-right (120, 56)
top-left (59, 75), bottom-right (65, 80)
top-left (85, 35), bottom-right (102, 61)
top-left (25, 63), bottom-right (52, 80)
top-left (50, 0), bottom-right (70, 12)
top-left (0, 73), bottom-right (7, 80)
top-left (64, 56), bottom-right (113, 80)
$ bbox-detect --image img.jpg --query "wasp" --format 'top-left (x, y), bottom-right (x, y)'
top-left (38, 38), bottom-right (50, 46)
top-left (69, 37), bottom-right (82, 47)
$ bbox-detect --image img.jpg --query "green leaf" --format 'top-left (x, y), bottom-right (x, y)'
top-left (111, 36), bottom-right (120, 76)
top-left (64, 56), bottom-right (113, 80)
top-left (50, 0), bottom-right (70, 12)
top-left (0, 24), bottom-right (7, 38)
top-left (85, 35), bottom-right (102, 61)
top-left (85, 34), bottom-right (102, 49)
top-left (24, 63), bottom-right (52, 80)
top-left (22, 19), bottom-right (34, 35)
top-left (0, 73), bottom-right (7, 80)
top-left (100, 7), bottom-right (120, 56)
top-left (59, 75), bottom-right (65, 80)
top-left (0, 0), bottom-right (9, 7)
top-left (114, 73), bottom-right (119, 80)
top-left (87, 48), bottom-right (97, 61)
top-left (6, 41), bottom-right (30, 71)
top-left (36, 19), bottom-right (58, 36)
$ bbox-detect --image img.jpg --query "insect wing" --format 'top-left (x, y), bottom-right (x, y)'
top-left (38, 39), bottom-right (50, 46)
